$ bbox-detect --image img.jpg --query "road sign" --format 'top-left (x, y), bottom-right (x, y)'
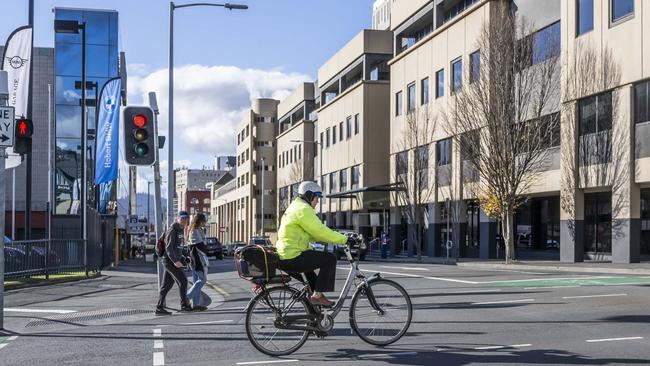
top-left (0, 106), bottom-right (15, 147)
top-left (127, 215), bottom-right (146, 234)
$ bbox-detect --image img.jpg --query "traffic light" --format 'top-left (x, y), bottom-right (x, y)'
top-left (14, 118), bottom-right (33, 155)
top-left (123, 106), bottom-right (155, 165)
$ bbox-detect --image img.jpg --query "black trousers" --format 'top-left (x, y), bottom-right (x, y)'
top-left (279, 250), bottom-right (337, 293)
top-left (157, 259), bottom-right (189, 308)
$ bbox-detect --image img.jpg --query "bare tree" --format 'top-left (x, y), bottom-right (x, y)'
top-left (560, 40), bottom-right (628, 259)
top-left (443, 1), bottom-right (561, 263)
top-left (393, 105), bottom-right (438, 260)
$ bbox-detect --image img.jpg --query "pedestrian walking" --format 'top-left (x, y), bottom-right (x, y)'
top-left (186, 213), bottom-right (210, 311)
top-left (156, 211), bottom-right (193, 315)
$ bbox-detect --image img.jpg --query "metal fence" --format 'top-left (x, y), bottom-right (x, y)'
top-left (4, 239), bottom-right (99, 280)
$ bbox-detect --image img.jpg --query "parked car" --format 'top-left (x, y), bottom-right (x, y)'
top-left (227, 241), bottom-right (246, 256)
top-left (334, 230), bottom-right (367, 261)
top-left (205, 237), bottom-right (223, 260)
top-left (4, 247), bottom-right (25, 273)
top-left (249, 236), bottom-right (272, 247)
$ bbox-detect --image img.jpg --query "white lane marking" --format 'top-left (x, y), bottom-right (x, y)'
top-left (482, 276), bottom-right (617, 284)
top-left (0, 344), bottom-right (6, 350)
top-left (4, 308), bottom-right (76, 314)
top-left (153, 351), bottom-right (165, 365)
top-left (358, 351), bottom-right (418, 358)
top-left (586, 337), bottom-right (643, 343)
top-left (352, 267), bottom-right (479, 284)
top-left (152, 329), bottom-right (161, 337)
top-left (154, 339), bottom-right (163, 349)
top-left (236, 360), bottom-right (299, 365)
top-left (379, 266), bottom-right (430, 271)
top-left (447, 289), bottom-right (502, 294)
top-left (7, 336), bottom-right (18, 341)
top-left (474, 345), bottom-right (505, 350)
top-left (474, 344), bottom-right (531, 350)
top-left (524, 286), bottom-right (581, 290)
top-left (179, 320), bottom-right (234, 325)
top-left (472, 298), bottom-right (535, 305)
top-left (562, 293), bottom-right (627, 299)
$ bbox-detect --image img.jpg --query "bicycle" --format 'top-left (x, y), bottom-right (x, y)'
top-left (243, 240), bottom-right (413, 356)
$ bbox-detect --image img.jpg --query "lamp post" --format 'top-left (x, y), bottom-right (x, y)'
top-left (291, 139), bottom-right (322, 218)
top-left (168, 1), bottom-right (248, 228)
top-left (54, 20), bottom-right (87, 242)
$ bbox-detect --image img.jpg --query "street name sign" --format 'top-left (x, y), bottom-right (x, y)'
top-left (0, 106), bottom-right (15, 147)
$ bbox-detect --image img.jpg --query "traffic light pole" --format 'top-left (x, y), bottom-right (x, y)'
top-left (149, 92), bottom-right (165, 290)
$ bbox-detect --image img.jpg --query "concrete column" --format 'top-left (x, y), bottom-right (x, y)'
top-left (560, 100), bottom-right (584, 262)
top-left (428, 202), bottom-right (440, 257)
top-left (611, 86), bottom-right (640, 263)
top-left (452, 200), bottom-right (467, 259)
top-left (389, 207), bottom-right (401, 258)
top-left (479, 208), bottom-right (498, 259)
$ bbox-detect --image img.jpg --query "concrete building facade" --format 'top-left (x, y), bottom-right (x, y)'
top-left (276, 82), bottom-right (317, 221)
top-left (387, 0), bottom-right (650, 264)
top-left (316, 29), bottom-right (393, 238)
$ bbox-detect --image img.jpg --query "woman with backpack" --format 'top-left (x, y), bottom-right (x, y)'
top-left (186, 213), bottom-right (210, 311)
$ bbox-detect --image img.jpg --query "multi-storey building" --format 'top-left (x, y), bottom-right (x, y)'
top-left (388, 0), bottom-right (650, 264)
top-left (276, 82), bottom-right (318, 220)
top-left (174, 168), bottom-right (230, 215)
top-left (316, 29), bottom-right (393, 238)
top-left (372, 0), bottom-right (393, 31)
top-left (213, 98), bottom-right (279, 243)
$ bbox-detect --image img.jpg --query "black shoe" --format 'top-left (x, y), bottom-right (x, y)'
top-left (180, 304), bottom-right (193, 312)
top-left (155, 307), bottom-right (172, 316)
top-left (192, 305), bottom-right (208, 311)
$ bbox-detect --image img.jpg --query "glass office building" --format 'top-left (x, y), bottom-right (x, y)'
top-left (54, 8), bottom-right (119, 214)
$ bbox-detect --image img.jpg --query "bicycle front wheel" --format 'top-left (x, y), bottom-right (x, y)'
top-left (245, 285), bottom-right (312, 356)
top-left (349, 278), bottom-right (412, 346)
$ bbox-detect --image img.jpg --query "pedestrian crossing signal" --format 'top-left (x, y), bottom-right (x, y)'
top-left (14, 118), bottom-right (33, 155)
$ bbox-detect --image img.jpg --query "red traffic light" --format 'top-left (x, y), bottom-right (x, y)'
top-left (133, 114), bottom-right (148, 128)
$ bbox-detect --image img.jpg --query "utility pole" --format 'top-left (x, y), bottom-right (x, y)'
top-left (260, 157), bottom-right (265, 236)
top-left (149, 92), bottom-right (165, 289)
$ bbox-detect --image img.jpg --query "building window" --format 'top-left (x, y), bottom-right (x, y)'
top-left (290, 148), bottom-right (293, 163)
top-left (635, 80), bottom-right (649, 124)
top-left (396, 151), bottom-right (408, 184)
top-left (416, 145), bottom-right (429, 188)
top-left (351, 165), bottom-right (361, 189)
top-left (340, 169), bottom-right (348, 191)
top-left (346, 116), bottom-right (352, 139)
top-left (407, 82), bottom-right (416, 112)
top-left (320, 132), bottom-right (324, 147)
top-left (326, 128), bottom-right (330, 147)
top-left (532, 21), bottom-right (560, 65)
top-left (191, 198), bottom-right (199, 204)
top-left (436, 138), bottom-right (452, 166)
top-left (611, 0), bottom-right (634, 23)
top-left (470, 51), bottom-right (480, 83)
top-left (577, 0), bottom-right (594, 35)
top-left (436, 69), bottom-right (445, 98)
top-left (421, 77), bottom-right (429, 105)
top-left (339, 122), bottom-right (344, 141)
top-left (203, 198), bottom-right (210, 204)
top-left (330, 172), bottom-right (337, 193)
top-left (395, 91), bottom-right (403, 116)
top-left (298, 145), bottom-right (302, 160)
top-left (354, 114), bottom-right (360, 135)
top-left (321, 175), bottom-right (328, 194)
top-left (452, 59), bottom-right (462, 93)
top-left (579, 92), bottom-right (612, 135)
top-left (332, 125), bottom-right (337, 144)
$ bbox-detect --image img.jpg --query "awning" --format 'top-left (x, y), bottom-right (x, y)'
top-left (325, 182), bottom-right (405, 199)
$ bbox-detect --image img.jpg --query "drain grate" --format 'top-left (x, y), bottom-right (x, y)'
top-left (26, 308), bottom-right (152, 328)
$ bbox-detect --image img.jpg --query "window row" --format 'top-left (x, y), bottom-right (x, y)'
top-left (236, 148), bottom-right (250, 166)
top-left (236, 173), bottom-right (249, 188)
top-left (578, 0), bottom-right (635, 37)
top-left (256, 116), bottom-right (276, 123)
top-left (320, 165), bottom-right (361, 194)
top-left (278, 144), bottom-right (302, 168)
top-left (237, 125), bottom-right (250, 145)
top-left (320, 114), bottom-right (361, 148)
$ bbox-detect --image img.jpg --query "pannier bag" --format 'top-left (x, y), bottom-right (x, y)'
top-left (235, 245), bottom-right (280, 281)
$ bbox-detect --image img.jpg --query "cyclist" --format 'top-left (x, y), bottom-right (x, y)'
top-left (276, 181), bottom-right (353, 307)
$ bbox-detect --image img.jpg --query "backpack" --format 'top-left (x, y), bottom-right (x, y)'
top-left (235, 245), bottom-right (279, 281)
top-left (155, 234), bottom-right (166, 258)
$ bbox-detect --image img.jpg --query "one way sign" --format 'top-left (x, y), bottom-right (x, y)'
top-left (0, 106), bottom-right (15, 147)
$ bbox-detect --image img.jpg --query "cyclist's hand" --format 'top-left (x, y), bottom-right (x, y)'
top-left (346, 236), bottom-right (357, 247)
top-left (174, 261), bottom-right (184, 268)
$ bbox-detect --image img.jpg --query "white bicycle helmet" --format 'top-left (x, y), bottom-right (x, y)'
top-left (298, 181), bottom-right (323, 198)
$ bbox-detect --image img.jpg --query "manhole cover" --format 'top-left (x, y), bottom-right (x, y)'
top-left (26, 308), bottom-right (152, 328)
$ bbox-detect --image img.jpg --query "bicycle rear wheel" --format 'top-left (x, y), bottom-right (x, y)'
top-left (245, 285), bottom-right (312, 356)
top-left (349, 278), bottom-right (412, 346)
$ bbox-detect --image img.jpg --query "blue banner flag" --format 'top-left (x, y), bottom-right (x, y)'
top-left (95, 77), bottom-right (121, 184)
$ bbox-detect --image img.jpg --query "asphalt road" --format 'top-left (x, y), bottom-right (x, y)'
top-left (2, 259), bottom-right (650, 365)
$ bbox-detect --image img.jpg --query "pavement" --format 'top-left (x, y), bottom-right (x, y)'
top-left (2, 257), bottom-right (650, 365)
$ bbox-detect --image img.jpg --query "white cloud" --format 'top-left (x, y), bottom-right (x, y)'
top-left (128, 64), bottom-right (311, 162)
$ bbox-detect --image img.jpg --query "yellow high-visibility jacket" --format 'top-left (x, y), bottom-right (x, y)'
top-left (276, 198), bottom-right (347, 260)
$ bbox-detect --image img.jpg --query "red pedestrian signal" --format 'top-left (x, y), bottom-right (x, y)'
top-left (15, 118), bottom-right (33, 155)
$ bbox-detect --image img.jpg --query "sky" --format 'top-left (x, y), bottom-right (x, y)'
top-left (0, 0), bottom-right (375, 197)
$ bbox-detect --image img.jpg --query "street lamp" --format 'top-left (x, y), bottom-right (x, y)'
top-left (291, 139), bottom-right (323, 218)
top-left (167, 1), bottom-right (248, 228)
top-left (54, 20), bottom-right (87, 241)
